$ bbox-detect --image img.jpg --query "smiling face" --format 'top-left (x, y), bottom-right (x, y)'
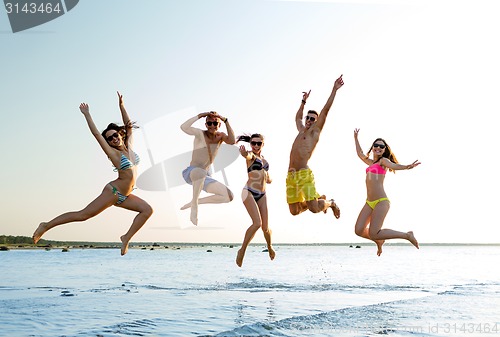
top-left (304, 110), bottom-right (318, 129)
top-left (105, 129), bottom-right (123, 148)
top-left (371, 140), bottom-right (387, 158)
top-left (205, 116), bottom-right (220, 134)
top-left (250, 136), bottom-right (264, 155)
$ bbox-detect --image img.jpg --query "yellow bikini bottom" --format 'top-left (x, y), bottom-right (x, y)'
top-left (366, 197), bottom-right (390, 209)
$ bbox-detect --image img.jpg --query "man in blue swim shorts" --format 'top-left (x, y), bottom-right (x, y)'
top-left (180, 111), bottom-right (236, 225)
top-left (287, 75), bottom-right (344, 219)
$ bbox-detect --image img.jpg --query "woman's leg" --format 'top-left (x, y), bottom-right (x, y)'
top-left (236, 189), bottom-right (261, 267)
top-left (354, 203), bottom-right (385, 256)
top-left (368, 201), bottom-right (419, 251)
top-left (354, 203), bottom-right (373, 240)
top-left (257, 195), bottom-right (275, 261)
top-left (33, 185), bottom-right (116, 244)
top-left (116, 194), bottom-right (153, 255)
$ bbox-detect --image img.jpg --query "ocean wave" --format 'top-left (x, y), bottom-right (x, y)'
top-left (211, 299), bottom-right (434, 337)
top-left (198, 281), bottom-right (428, 294)
top-left (86, 318), bottom-right (158, 337)
top-left (47, 281), bottom-right (433, 295)
top-left (213, 282), bottom-right (500, 337)
top-left (437, 282), bottom-right (500, 296)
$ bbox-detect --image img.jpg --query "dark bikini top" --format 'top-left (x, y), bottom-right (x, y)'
top-left (248, 157), bottom-right (269, 173)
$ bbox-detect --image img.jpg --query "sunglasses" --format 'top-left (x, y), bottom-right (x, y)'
top-left (250, 141), bottom-right (263, 146)
top-left (206, 121), bottom-right (219, 127)
top-left (373, 143), bottom-right (386, 149)
top-left (106, 132), bottom-right (120, 142)
top-left (305, 116), bottom-right (316, 122)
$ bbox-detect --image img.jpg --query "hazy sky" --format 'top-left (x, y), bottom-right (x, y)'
top-left (1, 0), bottom-right (498, 244)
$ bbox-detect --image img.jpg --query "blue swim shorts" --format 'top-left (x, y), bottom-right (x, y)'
top-left (182, 166), bottom-right (218, 192)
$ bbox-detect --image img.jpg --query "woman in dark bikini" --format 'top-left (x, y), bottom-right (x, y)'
top-left (236, 133), bottom-right (275, 267)
top-left (32, 92), bottom-right (153, 255)
top-left (354, 128), bottom-right (420, 256)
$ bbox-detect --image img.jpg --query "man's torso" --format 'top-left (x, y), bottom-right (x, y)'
top-left (289, 126), bottom-right (320, 170)
top-left (190, 131), bottom-right (222, 169)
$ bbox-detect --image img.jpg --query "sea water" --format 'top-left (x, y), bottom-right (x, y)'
top-left (1, 244), bottom-right (499, 336)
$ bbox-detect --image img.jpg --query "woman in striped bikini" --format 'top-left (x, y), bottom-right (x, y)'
top-left (354, 128), bottom-right (420, 256)
top-left (32, 92), bottom-right (153, 255)
top-left (235, 133), bottom-right (275, 267)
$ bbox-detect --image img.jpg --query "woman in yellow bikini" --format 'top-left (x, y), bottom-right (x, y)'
top-left (354, 128), bottom-right (420, 256)
top-left (32, 92), bottom-right (153, 255)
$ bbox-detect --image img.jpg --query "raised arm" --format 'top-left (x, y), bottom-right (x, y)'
top-left (117, 91), bottom-right (134, 146)
top-left (295, 90), bottom-right (310, 131)
top-left (117, 91), bottom-right (131, 125)
top-left (380, 157), bottom-right (421, 171)
top-left (239, 144), bottom-right (254, 161)
top-left (218, 113), bottom-right (236, 145)
top-left (354, 128), bottom-right (372, 165)
top-left (180, 113), bottom-right (211, 136)
top-left (316, 75), bottom-right (344, 131)
top-left (80, 103), bottom-right (115, 159)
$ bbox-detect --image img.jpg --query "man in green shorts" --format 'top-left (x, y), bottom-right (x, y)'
top-left (286, 75), bottom-right (344, 218)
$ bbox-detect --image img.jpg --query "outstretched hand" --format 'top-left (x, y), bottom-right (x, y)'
top-left (334, 75), bottom-right (344, 90)
top-left (79, 103), bottom-right (89, 114)
top-left (239, 145), bottom-right (249, 157)
top-left (117, 91), bottom-right (124, 105)
top-left (407, 160), bottom-right (421, 170)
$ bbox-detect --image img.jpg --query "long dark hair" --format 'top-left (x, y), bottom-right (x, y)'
top-left (367, 138), bottom-right (399, 173)
top-left (237, 133), bottom-right (265, 143)
top-left (101, 121), bottom-right (138, 147)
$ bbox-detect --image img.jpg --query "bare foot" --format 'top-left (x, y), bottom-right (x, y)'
top-left (236, 249), bottom-right (245, 267)
top-left (318, 195), bottom-right (327, 213)
top-left (268, 246), bottom-right (276, 261)
top-left (330, 199), bottom-right (340, 219)
top-left (33, 222), bottom-right (49, 244)
top-left (180, 202), bottom-right (191, 210)
top-left (120, 235), bottom-right (130, 256)
top-left (190, 209), bottom-right (198, 226)
top-left (376, 240), bottom-right (385, 256)
top-left (407, 231), bottom-right (419, 249)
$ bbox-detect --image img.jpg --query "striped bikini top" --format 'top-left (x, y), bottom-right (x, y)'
top-left (115, 152), bottom-right (140, 171)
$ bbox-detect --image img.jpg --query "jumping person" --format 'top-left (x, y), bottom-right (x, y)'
top-left (180, 111), bottom-right (235, 225)
top-left (235, 134), bottom-right (275, 267)
top-left (287, 75), bottom-right (344, 218)
top-left (32, 92), bottom-right (153, 255)
top-left (354, 128), bottom-right (420, 256)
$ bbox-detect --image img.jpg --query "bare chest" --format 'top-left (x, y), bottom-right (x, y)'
top-left (293, 129), bottom-right (318, 149)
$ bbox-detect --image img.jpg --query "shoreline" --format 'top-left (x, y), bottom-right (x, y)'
top-left (1, 242), bottom-right (499, 252)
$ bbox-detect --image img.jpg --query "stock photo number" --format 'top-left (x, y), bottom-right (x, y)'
top-left (5, 2), bottom-right (62, 14)
top-left (434, 323), bottom-right (499, 334)
top-left (4, 0), bottom-right (79, 33)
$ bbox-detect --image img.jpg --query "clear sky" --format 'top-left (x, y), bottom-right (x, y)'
top-left (1, 0), bottom-right (499, 244)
